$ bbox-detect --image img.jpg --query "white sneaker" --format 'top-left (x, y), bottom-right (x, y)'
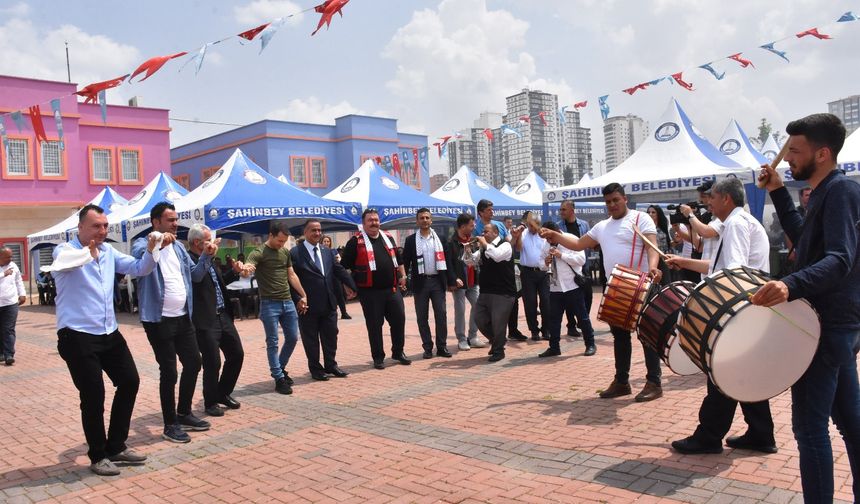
top-left (458, 341), bottom-right (471, 351)
top-left (90, 458), bottom-right (120, 476)
top-left (468, 338), bottom-right (487, 348)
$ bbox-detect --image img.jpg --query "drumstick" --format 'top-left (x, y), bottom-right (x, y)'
top-left (632, 226), bottom-right (668, 260)
top-left (746, 293), bottom-right (817, 340)
top-left (756, 139), bottom-right (791, 189)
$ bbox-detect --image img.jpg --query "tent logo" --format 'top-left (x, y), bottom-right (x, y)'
top-left (655, 122), bottom-right (680, 142)
top-left (128, 189), bottom-right (147, 205)
top-left (515, 183), bottom-right (531, 195)
top-left (209, 209), bottom-right (218, 219)
top-left (547, 191), bottom-right (556, 201)
top-left (243, 169), bottom-right (267, 185)
top-left (442, 179), bottom-right (460, 191)
top-left (763, 150), bottom-right (777, 162)
top-left (194, 209), bottom-right (202, 221)
top-left (475, 179), bottom-right (490, 190)
top-left (380, 177), bottom-right (400, 190)
top-left (720, 139), bottom-right (741, 155)
top-left (164, 190), bottom-right (183, 202)
top-left (340, 177), bottom-right (360, 193)
top-left (202, 169), bottom-right (224, 189)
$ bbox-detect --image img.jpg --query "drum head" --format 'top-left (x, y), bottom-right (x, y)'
top-left (710, 299), bottom-right (820, 402)
top-left (666, 333), bottom-right (702, 376)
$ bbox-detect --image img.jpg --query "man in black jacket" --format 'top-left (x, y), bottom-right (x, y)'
top-left (188, 224), bottom-right (244, 417)
top-left (290, 219), bottom-right (357, 380)
top-left (445, 213), bottom-right (486, 351)
top-left (402, 208), bottom-right (451, 359)
top-left (753, 113), bottom-right (860, 503)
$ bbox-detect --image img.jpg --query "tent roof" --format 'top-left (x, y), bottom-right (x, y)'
top-left (323, 159), bottom-right (469, 226)
top-left (544, 98), bottom-right (751, 201)
top-left (760, 134), bottom-right (789, 168)
top-left (508, 171), bottom-right (553, 205)
top-left (840, 127), bottom-right (860, 167)
top-left (175, 149), bottom-right (361, 234)
top-left (109, 172), bottom-right (189, 242)
top-left (28, 187), bottom-right (128, 250)
top-left (717, 120), bottom-right (768, 169)
top-left (431, 165), bottom-right (536, 217)
top-left (500, 183), bottom-right (513, 195)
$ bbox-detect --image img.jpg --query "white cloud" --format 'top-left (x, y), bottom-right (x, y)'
top-left (609, 24), bottom-right (635, 46)
top-left (266, 97), bottom-right (363, 124)
top-left (234, 0), bottom-right (304, 26)
top-left (0, 17), bottom-right (141, 93)
top-left (0, 2), bottom-right (29, 16)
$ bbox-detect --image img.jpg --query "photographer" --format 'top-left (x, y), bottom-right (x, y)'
top-left (669, 181), bottom-right (717, 282)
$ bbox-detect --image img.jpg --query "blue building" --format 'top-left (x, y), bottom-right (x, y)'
top-left (170, 115), bottom-right (430, 194)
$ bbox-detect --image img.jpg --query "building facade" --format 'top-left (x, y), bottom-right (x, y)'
top-left (828, 95), bottom-right (860, 135)
top-left (559, 109), bottom-right (593, 185)
top-left (429, 173), bottom-right (447, 192)
top-left (0, 74), bottom-right (171, 278)
top-left (171, 115), bottom-right (429, 194)
top-left (603, 114), bottom-right (648, 172)
top-left (504, 89), bottom-right (561, 187)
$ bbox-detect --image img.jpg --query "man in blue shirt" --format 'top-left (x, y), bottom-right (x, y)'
top-left (556, 200), bottom-right (593, 338)
top-left (753, 113), bottom-right (860, 503)
top-left (53, 204), bottom-right (159, 476)
top-left (473, 199), bottom-right (509, 241)
top-left (132, 202), bottom-right (214, 443)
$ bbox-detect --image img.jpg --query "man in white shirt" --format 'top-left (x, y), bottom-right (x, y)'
top-left (0, 247), bottom-right (26, 365)
top-left (538, 223), bottom-right (596, 358)
top-left (541, 183), bottom-right (664, 402)
top-left (511, 211), bottom-right (551, 341)
top-left (473, 223), bottom-right (517, 362)
top-left (665, 177), bottom-right (775, 455)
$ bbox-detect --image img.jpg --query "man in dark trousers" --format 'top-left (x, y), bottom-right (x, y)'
top-left (753, 113), bottom-right (860, 503)
top-left (187, 224), bottom-right (244, 417)
top-left (132, 202), bottom-right (212, 443)
top-left (341, 209), bottom-right (412, 369)
top-left (290, 219), bottom-right (357, 380)
top-left (556, 200), bottom-right (592, 337)
top-left (402, 208), bottom-right (451, 359)
top-left (472, 223), bottom-right (517, 362)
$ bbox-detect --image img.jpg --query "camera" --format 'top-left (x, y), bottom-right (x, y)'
top-left (667, 202), bottom-right (711, 225)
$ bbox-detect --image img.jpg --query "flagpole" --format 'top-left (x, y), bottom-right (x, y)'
top-left (65, 42), bottom-right (71, 83)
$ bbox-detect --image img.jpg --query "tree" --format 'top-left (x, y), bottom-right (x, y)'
top-left (756, 118), bottom-right (787, 147)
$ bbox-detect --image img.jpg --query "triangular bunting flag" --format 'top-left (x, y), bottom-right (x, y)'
top-left (75, 74), bottom-right (128, 104)
top-left (28, 105), bottom-right (48, 143)
top-left (130, 52), bottom-right (188, 82)
top-left (796, 28), bottom-right (832, 39)
top-left (728, 53), bottom-right (755, 68)
top-left (312, 0), bottom-right (351, 36)
top-left (598, 95), bottom-right (610, 120)
top-left (50, 99), bottom-right (64, 150)
top-left (671, 72), bottom-right (694, 91)
top-left (699, 63), bottom-right (725, 80)
top-left (760, 42), bottom-right (790, 62)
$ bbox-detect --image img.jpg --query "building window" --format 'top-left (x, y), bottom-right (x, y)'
top-left (1, 240), bottom-right (26, 276)
top-left (89, 146), bottom-right (114, 184)
top-left (119, 148), bottom-right (142, 184)
top-left (309, 157), bottom-right (327, 187)
top-left (3, 137), bottom-right (32, 179)
top-left (290, 157), bottom-right (307, 187)
top-left (173, 173), bottom-right (191, 190)
top-left (201, 166), bottom-right (220, 182)
top-left (39, 140), bottom-right (64, 178)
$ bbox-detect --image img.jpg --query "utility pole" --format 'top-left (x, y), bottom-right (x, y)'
top-left (65, 42), bottom-right (71, 83)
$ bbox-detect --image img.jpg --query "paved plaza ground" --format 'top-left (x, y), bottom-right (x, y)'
top-left (0, 292), bottom-right (854, 503)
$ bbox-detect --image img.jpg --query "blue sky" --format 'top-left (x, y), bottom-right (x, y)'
top-left (1, 0), bottom-right (858, 176)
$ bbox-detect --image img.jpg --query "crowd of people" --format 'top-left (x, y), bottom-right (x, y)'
top-left (24, 113), bottom-right (860, 503)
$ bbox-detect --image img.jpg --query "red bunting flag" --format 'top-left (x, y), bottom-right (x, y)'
top-left (28, 105), bottom-right (48, 143)
top-left (312, 0), bottom-right (351, 36)
top-left (391, 153), bottom-right (401, 178)
top-left (728, 53), bottom-right (755, 68)
top-left (796, 28), bottom-right (832, 39)
top-left (433, 142), bottom-right (442, 158)
top-left (238, 23), bottom-right (271, 41)
top-left (374, 156), bottom-right (383, 166)
top-left (671, 72), bottom-right (694, 91)
top-left (483, 128), bottom-right (494, 141)
top-left (75, 74), bottom-right (129, 103)
top-left (518, 115), bottom-right (531, 124)
top-left (622, 82), bottom-right (650, 95)
top-left (130, 52), bottom-right (188, 82)
top-left (573, 101), bottom-right (588, 110)
top-left (538, 111), bottom-right (548, 126)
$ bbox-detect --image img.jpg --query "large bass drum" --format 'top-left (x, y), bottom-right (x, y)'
top-left (636, 281), bottom-right (700, 375)
top-left (597, 265), bottom-right (653, 332)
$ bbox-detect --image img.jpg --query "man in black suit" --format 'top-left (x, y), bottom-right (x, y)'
top-left (290, 219), bottom-right (357, 380)
top-left (187, 224), bottom-right (245, 417)
top-left (401, 208), bottom-right (451, 359)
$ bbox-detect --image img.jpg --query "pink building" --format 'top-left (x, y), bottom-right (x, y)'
top-left (0, 74), bottom-right (171, 277)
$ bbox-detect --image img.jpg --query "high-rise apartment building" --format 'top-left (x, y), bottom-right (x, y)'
top-left (429, 173), bottom-right (447, 192)
top-left (559, 109), bottom-right (593, 185)
top-left (828, 95), bottom-right (860, 134)
top-left (603, 114), bottom-right (648, 172)
top-left (504, 89), bottom-right (561, 186)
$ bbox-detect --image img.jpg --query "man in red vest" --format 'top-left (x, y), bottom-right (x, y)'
top-left (341, 209), bottom-right (412, 369)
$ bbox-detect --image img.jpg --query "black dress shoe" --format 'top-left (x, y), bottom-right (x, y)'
top-left (341, 313), bottom-right (352, 320)
top-left (392, 353), bottom-right (412, 365)
top-left (311, 372), bottom-right (330, 381)
top-left (218, 395), bottom-right (241, 409)
top-left (530, 332), bottom-right (542, 341)
top-left (205, 404), bottom-right (225, 417)
top-left (423, 350), bottom-right (434, 359)
top-left (488, 353), bottom-right (505, 362)
top-left (671, 436), bottom-right (723, 454)
top-left (373, 359), bottom-right (385, 370)
top-left (436, 349), bottom-right (452, 358)
top-left (726, 433), bottom-right (778, 454)
top-left (508, 332), bottom-right (528, 341)
top-left (325, 366), bottom-right (349, 378)
top-left (538, 348), bottom-right (561, 358)
top-left (584, 345), bottom-right (597, 356)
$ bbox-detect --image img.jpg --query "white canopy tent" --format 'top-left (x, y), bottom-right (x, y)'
top-left (508, 171), bottom-right (554, 205)
top-left (543, 98), bottom-right (753, 203)
top-left (717, 120), bottom-right (769, 168)
top-left (500, 183), bottom-right (513, 195)
top-left (431, 165), bottom-right (536, 218)
top-left (27, 187), bottom-right (128, 250)
top-left (838, 127), bottom-right (860, 177)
